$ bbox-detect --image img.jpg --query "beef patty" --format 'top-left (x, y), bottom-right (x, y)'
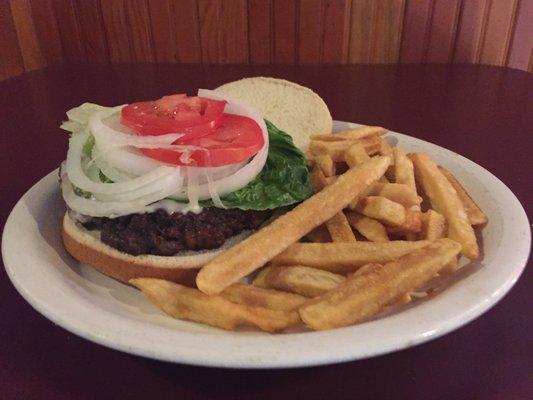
top-left (82, 208), bottom-right (272, 256)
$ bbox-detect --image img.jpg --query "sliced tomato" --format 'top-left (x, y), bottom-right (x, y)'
top-left (121, 95), bottom-right (226, 140)
top-left (141, 114), bottom-right (264, 167)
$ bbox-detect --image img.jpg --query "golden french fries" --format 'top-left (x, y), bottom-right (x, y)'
top-left (393, 148), bottom-right (417, 193)
top-left (345, 212), bottom-right (389, 242)
top-left (305, 225), bottom-right (331, 242)
top-left (133, 124), bottom-right (487, 333)
top-left (311, 126), bottom-right (386, 141)
top-left (410, 153), bottom-right (479, 259)
top-left (220, 283), bottom-right (306, 311)
top-left (356, 196), bottom-right (406, 227)
top-left (310, 168), bottom-right (356, 242)
top-left (271, 241), bottom-right (430, 274)
top-left (130, 278), bottom-right (300, 332)
top-left (420, 209), bottom-right (446, 240)
top-left (253, 265), bottom-right (345, 297)
top-left (309, 136), bottom-right (381, 162)
top-left (196, 156), bottom-right (391, 295)
top-left (299, 239), bottom-right (462, 330)
top-left (438, 166), bottom-right (488, 226)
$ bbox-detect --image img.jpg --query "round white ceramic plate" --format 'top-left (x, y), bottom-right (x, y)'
top-left (2, 121), bottom-right (530, 369)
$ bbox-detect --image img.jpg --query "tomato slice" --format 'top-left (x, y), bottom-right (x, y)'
top-left (121, 95), bottom-right (226, 140)
top-left (141, 114), bottom-right (265, 167)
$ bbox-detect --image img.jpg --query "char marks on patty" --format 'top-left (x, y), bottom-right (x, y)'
top-left (82, 208), bottom-right (272, 256)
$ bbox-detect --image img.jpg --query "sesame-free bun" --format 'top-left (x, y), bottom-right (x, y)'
top-left (216, 77), bottom-right (332, 151)
top-left (61, 212), bottom-right (252, 285)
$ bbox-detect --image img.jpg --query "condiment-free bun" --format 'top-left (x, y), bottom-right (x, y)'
top-left (216, 77), bottom-right (332, 151)
top-left (62, 212), bottom-right (251, 285)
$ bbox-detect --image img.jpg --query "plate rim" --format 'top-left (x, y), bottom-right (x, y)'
top-left (2, 122), bottom-right (531, 369)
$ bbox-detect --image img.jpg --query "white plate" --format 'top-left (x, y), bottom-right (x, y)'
top-left (2, 121), bottom-right (530, 369)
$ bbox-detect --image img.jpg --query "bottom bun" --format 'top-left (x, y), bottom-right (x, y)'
top-left (61, 212), bottom-right (252, 285)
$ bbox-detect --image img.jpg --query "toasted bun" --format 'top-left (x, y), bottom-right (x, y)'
top-left (216, 77), bottom-right (332, 151)
top-left (61, 212), bottom-right (252, 285)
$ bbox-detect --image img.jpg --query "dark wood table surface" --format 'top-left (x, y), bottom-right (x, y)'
top-left (1, 64), bottom-right (531, 400)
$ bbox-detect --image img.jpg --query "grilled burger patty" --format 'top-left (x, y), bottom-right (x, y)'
top-left (82, 208), bottom-right (272, 256)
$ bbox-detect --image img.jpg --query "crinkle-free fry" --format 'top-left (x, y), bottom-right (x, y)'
top-left (356, 196), bottom-right (406, 227)
top-left (299, 239), bottom-right (462, 330)
top-left (410, 152), bottom-right (479, 259)
top-left (420, 209), bottom-right (446, 240)
top-left (253, 265), bottom-right (345, 297)
top-left (310, 168), bottom-right (357, 242)
top-left (309, 136), bottom-right (381, 161)
top-left (271, 241), bottom-right (430, 274)
top-left (221, 283), bottom-right (306, 311)
top-left (130, 279), bottom-right (301, 332)
top-left (438, 166), bottom-right (488, 226)
top-left (393, 148), bottom-right (417, 193)
top-left (196, 156), bottom-right (391, 295)
top-left (311, 126), bottom-right (386, 141)
top-left (345, 212), bottom-right (389, 242)
top-left (314, 154), bottom-right (335, 177)
top-left (375, 183), bottom-right (421, 208)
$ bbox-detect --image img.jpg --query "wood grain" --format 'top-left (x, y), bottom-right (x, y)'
top-left (248, 0), bottom-right (272, 64)
top-left (1, 0), bottom-right (531, 81)
top-left (323, 0), bottom-right (352, 64)
top-left (273, 0), bottom-right (297, 64)
top-left (298, 0), bottom-right (324, 64)
top-left (0, 1), bottom-right (24, 80)
top-left (74, 0), bottom-right (109, 64)
top-left (52, 0), bottom-right (85, 63)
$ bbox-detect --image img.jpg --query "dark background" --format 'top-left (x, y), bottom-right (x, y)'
top-left (0, 64), bottom-right (531, 399)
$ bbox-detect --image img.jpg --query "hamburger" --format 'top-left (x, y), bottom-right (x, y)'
top-left (60, 77), bottom-right (332, 284)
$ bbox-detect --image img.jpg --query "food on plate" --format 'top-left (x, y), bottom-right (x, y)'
top-left (298, 239), bottom-right (462, 330)
top-left (59, 78), bottom-right (487, 333)
top-left (310, 167), bottom-right (356, 242)
top-left (271, 241), bottom-right (431, 274)
top-left (130, 278), bottom-right (301, 332)
top-left (438, 166), bottom-right (488, 226)
top-left (253, 265), bottom-right (346, 297)
top-left (59, 81), bottom-right (320, 283)
top-left (195, 156), bottom-right (391, 295)
top-left (216, 77), bottom-right (332, 151)
top-left (345, 213), bottom-right (389, 242)
top-left (219, 283), bottom-right (306, 311)
top-left (409, 153), bottom-right (479, 259)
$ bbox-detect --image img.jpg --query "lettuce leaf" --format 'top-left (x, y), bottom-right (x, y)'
top-left (201, 120), bottom-right (313, 210)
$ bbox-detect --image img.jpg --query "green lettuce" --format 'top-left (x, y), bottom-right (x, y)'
top-left (204, 120), bottom-right (313, 209)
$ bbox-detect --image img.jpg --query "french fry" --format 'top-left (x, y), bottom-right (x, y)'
top-left (311, 126), bottom-right (386, 141)
top-left (130, 278), bottom-right (300, 332)
top-left (311, 168), bottom-right (357, 242)
top-left (298, 239), bottom-right (462, 330)
top-left (438, 166), bottom-right (488, 226)
top-left (314, 154), bottom-right (335, 177)
top-left (271, 241), bottom-right (431, 274)
top-left (305, 225), bottom-right (331, 242)
top-left (309, 136), bottom-right (381, 161)
top-left (377, 137), bottom-right (393, 155)
top-left (420, 209), bottom-right (446, 240)
top-left (253, 265), bottom-right (345, 297)
top-left (374, 183), bottom-right (421, 208)
top-left (393, 148), bottom-right (417, 193)
top-left (386, 210), bottom-right (422, 235)
top-left (196, 156), bottom-right (391, 295)
top-left (344, 142), bottom-right (370, 167)
top-left (220, 283), bottom-right (306, 311)
top-left (356, 196), bottom-right (406, 227)
top-left (440, 256), bottom-right (458, 275)
top-left (410, 152), bottom-right (479, 259)
top-left (345, 212), bottom-right (389, 242)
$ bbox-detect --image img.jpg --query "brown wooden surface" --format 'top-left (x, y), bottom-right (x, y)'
top-left (0, 63), bottom-right (532, 400)
top-left (1, 0), bottom-right (532, 80)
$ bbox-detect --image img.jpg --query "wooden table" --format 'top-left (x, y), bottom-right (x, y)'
top-left (1, 64), bottom-right (531, 400)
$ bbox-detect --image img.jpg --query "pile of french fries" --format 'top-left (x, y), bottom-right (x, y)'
top-left (131, 126), bottom-right (487, 333)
